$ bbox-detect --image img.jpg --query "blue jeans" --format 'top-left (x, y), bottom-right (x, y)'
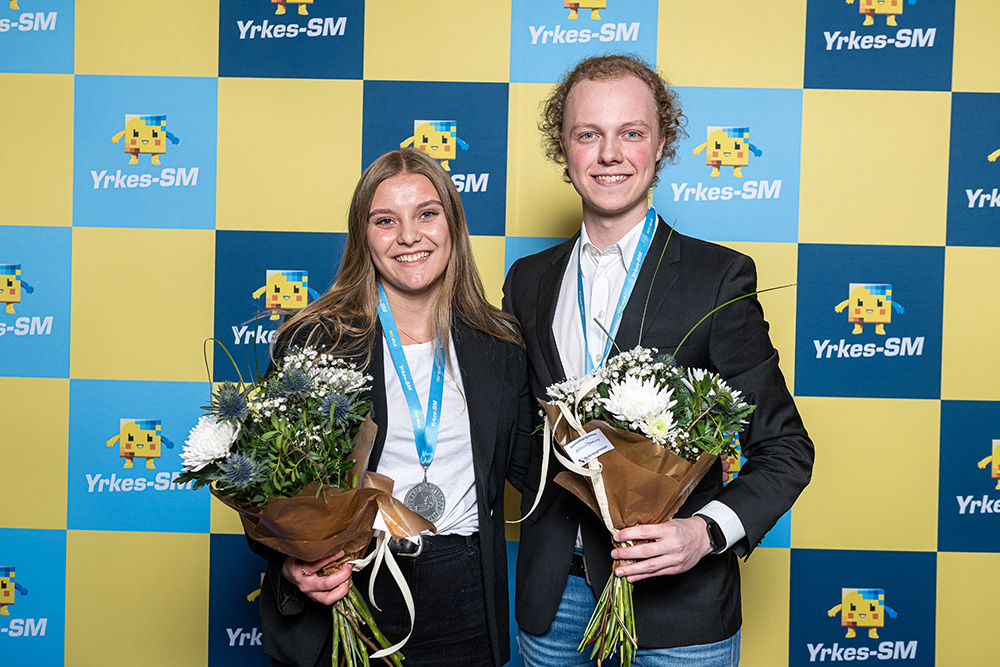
top-left (518, 570), bottom-right (741, 667)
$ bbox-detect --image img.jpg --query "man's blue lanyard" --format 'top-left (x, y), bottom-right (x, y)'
top-left (376, 284), bottom-right (445, 468)
top-left (577, 207), bottom-right (657, 373)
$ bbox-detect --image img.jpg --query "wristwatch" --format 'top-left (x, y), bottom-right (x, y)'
top-left (695, 513), bottom-right (725, 554)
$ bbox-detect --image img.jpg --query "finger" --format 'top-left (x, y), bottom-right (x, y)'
top-left (308, 575), bottom-right (353, 606)
top-left (306, 550), bottom-right (347, 572)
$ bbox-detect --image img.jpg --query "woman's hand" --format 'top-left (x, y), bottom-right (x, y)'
top-left (281, 550), bottom-right (353, 606)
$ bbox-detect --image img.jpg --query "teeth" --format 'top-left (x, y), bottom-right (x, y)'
top-left (396, 252), bottom-right (430, 263)
top-left (595, 175), bottom-right (628, 183)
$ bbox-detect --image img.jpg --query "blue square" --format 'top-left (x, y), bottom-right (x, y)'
top-left (72, 75), bottom-right (218, 229)
top-left (208, 534), bottom-right (270, 666)
top-left (0, 528), bottom-right (66, 665)
top-left (67, 379), bottom-right (211, 533)
top-left (0, 1), bottom-right (73, 74)
top-left (789, 549), bottom-right (935, 667)
top-left (794, 244), bottom-right (944, 399)
top-left (653, 87), bottom-right (803, 243)
top-left (0, 226), bottom-right (71, 378)
top-left (509, 0), bottom-right (658, 84)
top-left (213, 230), bottom-right (347, 383)
top-left (946, 93), bottom-right (1000, 247)
top-left (218, 0), bottom-right (364, 79)
top-left (362, 81), bottom-right (510, 236)
top-left (804, 0), bottom-right (954, 91)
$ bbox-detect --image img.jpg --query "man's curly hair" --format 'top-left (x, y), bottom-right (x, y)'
top-left (539, 54), bottom-right (687, 187)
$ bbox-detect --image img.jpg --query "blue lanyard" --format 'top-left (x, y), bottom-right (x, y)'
top-left (376, 285), bottom-right (445, 468)
top-left (577, 207), bottom-right (657, 373)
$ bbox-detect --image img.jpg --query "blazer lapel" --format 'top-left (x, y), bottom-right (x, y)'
top-left (365, 326), bottom-right (389, 471)
top-left (454, 323), bottom-right (501, 497)
top-left (534, 234), bottom-right (577, 385)
top-left (615, 217), bottom-right (680, 352)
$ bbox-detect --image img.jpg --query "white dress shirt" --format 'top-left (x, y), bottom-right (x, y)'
top-left (551, 212), bottom-right (746, 552)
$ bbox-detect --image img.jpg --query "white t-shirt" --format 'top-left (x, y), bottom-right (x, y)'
top-left (378, 337), bottom-right (478, 536)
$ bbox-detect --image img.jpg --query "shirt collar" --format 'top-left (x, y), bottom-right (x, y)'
top-left (578, 209), bottom-right (650, 271)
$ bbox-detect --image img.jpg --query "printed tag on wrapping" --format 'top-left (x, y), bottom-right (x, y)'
top-left (564, 429), bottom-right (615, 467)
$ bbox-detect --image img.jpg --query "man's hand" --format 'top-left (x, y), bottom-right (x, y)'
top-left (281, 550), bottom-right (353, 606)
top-left (611, 517), bottom-right (713, 583)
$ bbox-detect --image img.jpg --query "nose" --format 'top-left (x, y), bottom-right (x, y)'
top-left (397, 218), bottom-right (421, 245)
top-left (598, 136), bottom-right (623, 165)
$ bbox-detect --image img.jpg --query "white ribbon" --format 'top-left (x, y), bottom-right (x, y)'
top-left (349, 525), bottom-right (416, 659)
top-left (512, 373), bottom-right (616, 534)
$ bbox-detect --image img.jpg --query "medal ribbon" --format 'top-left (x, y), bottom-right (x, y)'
top-left (577, 207), bottom-right (657, 373)
top-left (377, 284), bottom-right (445, 469)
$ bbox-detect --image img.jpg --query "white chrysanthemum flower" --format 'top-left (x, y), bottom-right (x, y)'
top-left (602, 374), bottom-right (676, 425)
top-left (181, 415), bottom-right (239, 472)
top-left (640, 413), bottom-right (679, 445)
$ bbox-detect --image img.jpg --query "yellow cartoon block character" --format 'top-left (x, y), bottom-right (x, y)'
top-left (273, 0), bottom-right (312, 16)
top-left (0, 567), bottom-right (28, 617)
top-left (834, 284), bottom-right (904, 336)
top-left (111, 115), bottom-right (180, 165)
top-left (1, 264), bottom-right (34, 315)
top-left (252, 270), bottom-right (321, 321)
top-left (106, 419), bottom-right (174, 470)
top-left (977, 439), bottom-right (1000, 490)
top-left (847, 0), bottom-right (916, 27)
top-left (692, 127), bottom-right (762, 178)
top-left (828, 588), bottom-right (897, 639)
top-left (400, 121), bottom-right (469, 172)
top-left (565, 0), bottom-right (605, 20)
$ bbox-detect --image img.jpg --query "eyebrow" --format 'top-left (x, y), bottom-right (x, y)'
top-left (367, 199), bottom-right (444, 220)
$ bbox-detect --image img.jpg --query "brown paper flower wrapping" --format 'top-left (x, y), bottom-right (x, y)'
top-left (541, 399), bottom-right (716, 532)
top-left (213, 416), bottom-right (436, 575)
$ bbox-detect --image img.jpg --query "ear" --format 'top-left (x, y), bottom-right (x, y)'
top-left (655, 134), bottom-right (666, 162)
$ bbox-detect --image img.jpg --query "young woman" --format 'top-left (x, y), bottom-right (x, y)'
top-left (253, 148), bottom-right (532, 667)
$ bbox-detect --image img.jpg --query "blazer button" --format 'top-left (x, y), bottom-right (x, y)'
top-left (489, 509), bottom-right (494, 517)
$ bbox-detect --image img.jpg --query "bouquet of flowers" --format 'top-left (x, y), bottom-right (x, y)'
top-left (175, 346), bottom-right (434, 667)
top-left (537, 346), bottom-right (755, 666)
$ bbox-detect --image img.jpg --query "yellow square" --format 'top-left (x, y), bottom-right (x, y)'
top-left (70, 228), bottom-right (215, 382)
top-left (0, 74), bottom-right (73, 227)
top-left (75, 0), bottom-right (219, 77)
top-left (791, 396), bottom-right (939, 552)
top-left (216, 77), bottom-right (362, 233)
top-left (657, 0), bottom-right (806, 89)
top-left (739, 548), bottom-right (790, 667)
top-left (210, 493), bottom-right (245, 535)
top-left (799, 89), bottom-right (950, 246)
top-left (0, 378), bottom-right (68, 530)
top-left (470, 235), bottom-right (506, 309)
top-left (506, 82), bottom-right (582, 239)
top-left (952, 4), bottom-right (1000, 93)
top-left (936, 552), bottom-right (1000, 667)
top-left (726, 242), bottom-right (798, 393)
top-left (941, 246), bottom-right (1000, 400)
top-left (65, 530), bottom-right (209, 666)
top-left (364, 1), bottom-right (511, 83)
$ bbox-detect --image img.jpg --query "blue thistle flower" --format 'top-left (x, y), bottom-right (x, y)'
top-left (214, 382), bottom-right (248, 420)
top-left (219, 453), bottom-right (261, 489)
top-left (281, 367), bottom-right (310, 395)
top-left (323, 392), bottom-right (351, 422)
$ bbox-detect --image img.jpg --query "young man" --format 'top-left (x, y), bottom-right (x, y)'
top-left (503, 54), bottom-right (814, 665)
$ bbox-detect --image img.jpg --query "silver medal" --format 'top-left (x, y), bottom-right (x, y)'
top-left (404, 480), bottom-right (446, 524)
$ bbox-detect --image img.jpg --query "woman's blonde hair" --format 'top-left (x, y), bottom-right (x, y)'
top-left (276, 147), bottom-right (522, 361)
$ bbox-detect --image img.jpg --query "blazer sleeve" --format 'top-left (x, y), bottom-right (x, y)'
top-left (704, 252), bottom-right (814, 556)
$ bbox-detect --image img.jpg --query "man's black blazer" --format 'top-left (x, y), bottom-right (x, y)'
top-left (252, 318), bottom-right (533, 667)
top-left (503, 217), bottom-right (813, 648)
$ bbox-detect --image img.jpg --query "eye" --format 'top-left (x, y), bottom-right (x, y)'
top-left (441, 136), bottom-right (448, 144)
top-left (734, 142), bottom-right (741, 150)
top-left (421, 135), bottom-right (428, 143)
top-left (849, 603), bottom-right (856, 611)
top-left (419, 209), bottom-right (440, 221)
top-left (857, 299), bottom-right (863, 307)
top-left (373, 217), bottom-right (395, 227)
top-left (147, 434), bottom-right (153, 442)
top-left (625, 131), bottom-right (641, 139)
top-left (876, 299), bottom-right (883, 307)
top-left (128, 433), bottom-right (134, 442)
top-left (133, 129), bottom-right (139, 137)
top-left (152, 130), bottom-right (158, 138)
top-left (579, 131), bottom-right (596, 140)
top-left (714, 141), bottom-right (721, 149)
top-left (293, 285), bottom-right (300, 293)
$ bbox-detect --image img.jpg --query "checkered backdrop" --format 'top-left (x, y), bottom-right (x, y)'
top-left (2, 1), bottom-right (999, 665)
